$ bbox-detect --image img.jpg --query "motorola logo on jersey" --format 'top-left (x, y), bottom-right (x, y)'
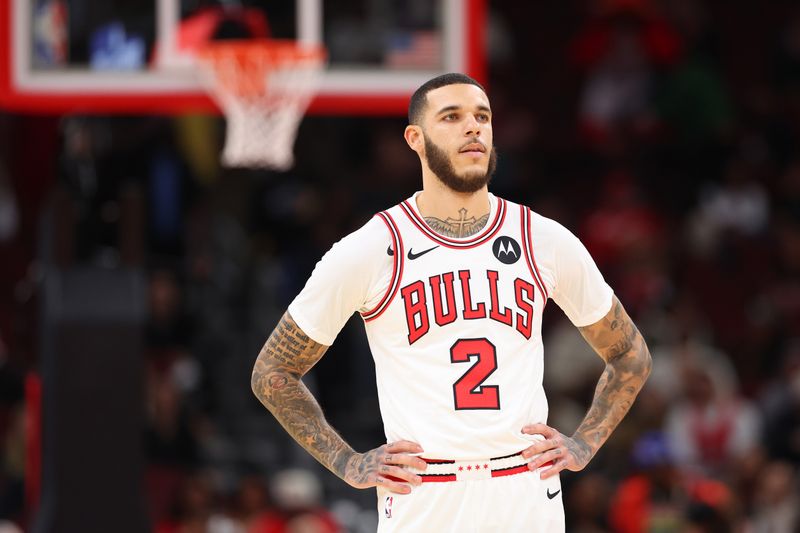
top-left (492, 236), bottom-right (521, 265)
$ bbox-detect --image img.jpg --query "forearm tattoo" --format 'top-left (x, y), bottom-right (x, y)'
top-left (574, 297), bottom-right (652, 460)
top-left (424, 208), bottom-right (489, 238)
top-left (251, 312), bottom-right (355, 478)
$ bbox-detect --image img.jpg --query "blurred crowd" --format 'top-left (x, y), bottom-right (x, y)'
top-left (1, 0), bottom-right (800, 531)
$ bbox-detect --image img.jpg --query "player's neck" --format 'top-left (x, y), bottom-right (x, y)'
top-left (416, 183), bottom-right (491, 239)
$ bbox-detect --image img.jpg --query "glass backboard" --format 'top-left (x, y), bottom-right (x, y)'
top-left (0, 0), bottom-right (486, 115)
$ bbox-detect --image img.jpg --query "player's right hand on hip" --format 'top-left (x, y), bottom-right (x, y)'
top-left (343, 440), bottom-right (427, 494)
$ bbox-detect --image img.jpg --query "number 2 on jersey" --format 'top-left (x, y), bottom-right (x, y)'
top-left (451, 338), bottom-right (500, 410)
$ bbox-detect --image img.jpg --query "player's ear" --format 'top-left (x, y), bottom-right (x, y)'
top-left (404, 125), bottom-right (424, 155)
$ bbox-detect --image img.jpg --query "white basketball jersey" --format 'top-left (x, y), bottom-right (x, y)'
top-left (360, 196), bottom-right (553, 460)
top-left (289, 192), bottom-right (612, 462)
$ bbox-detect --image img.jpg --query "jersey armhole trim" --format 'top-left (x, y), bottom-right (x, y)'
top-left (362, 211), bottom-right (404, 322)
top-left (521, 205), bottom-right (549, 304)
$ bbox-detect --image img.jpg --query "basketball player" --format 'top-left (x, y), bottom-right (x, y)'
top-left (251, 73), bottom-right (652, 531)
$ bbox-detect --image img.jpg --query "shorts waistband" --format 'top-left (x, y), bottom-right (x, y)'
top-left (407, 451), bottom-right (549, 483)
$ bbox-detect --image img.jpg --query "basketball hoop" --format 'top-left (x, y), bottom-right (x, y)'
top-left (195, 40), bottom-right (326, 170)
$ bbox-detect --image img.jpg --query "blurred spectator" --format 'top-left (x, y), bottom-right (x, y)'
top-left (571, 0), bottom-right (682, 149)
top-left (578, 170), bottom-right (669, 315)
top-left (682, 502), bottom-right (735, 533)
top-left (270, 469), bottom-right (340, 533)
top-left (155, 473), bottom-right (238, 533)
top-left (638, 297), bottom-right (714, 429)
top-left (567, 472), bottom-right (613, 533)
top-left (747, 461), bottom-right (800, 532)
top-left (655, 53), bottom-right (732, 149)
top-left (56, 116), bottom-right (131, 264)
top-left (486, 8), bottom-right (515, 67)
top-left (147, 268), bottom-right (194, 353)
top-left (580, 170), bottom-right (664, 269)
top-left (228, 475), bottom-right (285, 533)
top-left (144, 365), bottom-right (199, 469)
top-left (689, 156), bottom-right (770, 256)
top-left (610, 431), bottom-right (683, 532)
top-left (0, 521), bottom-right (22, 533)
top-left (660, 0), bottom-right (717, 58)
top-left (609, 431), bottom-right (735, 533)
top-left (656, 0), bottom-right (732, 148)
top-left (55, 117), bottom-right (97, 264)
top-left (664, 348), bottom-right (762, 477)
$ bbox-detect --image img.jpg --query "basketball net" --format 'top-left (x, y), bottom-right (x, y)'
top-left (195, 40), bottom-right (326, 170)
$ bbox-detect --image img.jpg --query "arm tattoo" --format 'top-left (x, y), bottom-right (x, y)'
top-left (574, 297), bottom-right (652, 460)
top-left (251, 312), bottom-right (356, 479)
top-left (424, 208), bottom-right (489, 238)
top-left (343, 449), bottom-right (388, 486)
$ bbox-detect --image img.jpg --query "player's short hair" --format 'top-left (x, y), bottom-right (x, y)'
top-left (408, 73), bottom-right (486, 125)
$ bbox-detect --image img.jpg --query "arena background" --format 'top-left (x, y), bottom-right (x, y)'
top-left (1, 0), bottom-right (800, 531)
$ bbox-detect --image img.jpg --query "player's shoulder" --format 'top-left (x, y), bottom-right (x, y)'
top-left (323, 204), bottom-right (403, 263)
top-left (334, 211), bottom-right (393, 250)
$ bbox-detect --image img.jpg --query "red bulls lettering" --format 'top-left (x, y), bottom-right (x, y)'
top-left (487, 270), bottom-right (512, 326)
top-left (459, 270), bottom-right (487, 320)
top-left (430, 273), bottom-right (457, 326)
top-left (401, 281), bottom-right (429, 344)
top-left (514, 279), bottom-right (535, 339)
top-left (401, 270), bottom-right (537, 344)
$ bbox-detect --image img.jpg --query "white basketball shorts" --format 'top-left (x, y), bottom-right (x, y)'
top-left (376, 468), bottom-right (564, 532)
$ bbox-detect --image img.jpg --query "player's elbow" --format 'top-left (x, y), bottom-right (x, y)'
top-left (251, 364), bottom-right (263, 400)
top-left (251, 357), bottom-right (297, 407)
top-left (251, 358), bottom-right (274, 403)
top-left (250, 366), bottom-right (259, 395)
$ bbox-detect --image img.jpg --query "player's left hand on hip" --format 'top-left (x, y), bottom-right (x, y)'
top-left (520, 423), bottom-right (592, 480)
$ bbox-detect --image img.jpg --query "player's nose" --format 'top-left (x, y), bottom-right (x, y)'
top-left (464, 113), bottom-right (483, 136)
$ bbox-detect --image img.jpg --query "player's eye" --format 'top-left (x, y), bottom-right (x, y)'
top-left (476, 113), bottom-right (490, 122)
top-left (443, 113), bottom-right (459, 121)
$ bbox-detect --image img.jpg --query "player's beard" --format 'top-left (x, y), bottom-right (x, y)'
top-left (424, 135), bottom-right (497, 194)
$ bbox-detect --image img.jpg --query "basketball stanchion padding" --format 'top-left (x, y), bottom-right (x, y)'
top-left (196, 40), bottom-right (326, 170)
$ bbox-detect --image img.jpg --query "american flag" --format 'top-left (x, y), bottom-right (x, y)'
top-left (385, 31), bottom-right (442, 70)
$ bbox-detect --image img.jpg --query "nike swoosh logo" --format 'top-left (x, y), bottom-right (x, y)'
top-left (546, 488), bottom-right (561, 500)
top-left (387, 246), bottom-right (394, 256)
top-left (407, 246), bottom-right (439, 260)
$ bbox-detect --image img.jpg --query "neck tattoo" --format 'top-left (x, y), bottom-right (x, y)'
top-left (424, 207), bottom-right (490, 238)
